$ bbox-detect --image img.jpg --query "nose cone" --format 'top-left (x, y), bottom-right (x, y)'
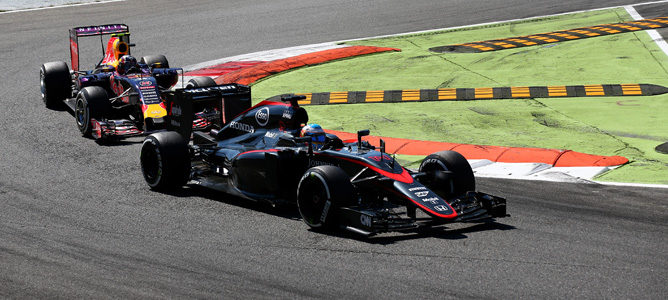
top-left (143, 103), bottom-right (167, 119)
top-left (393, 181), bottom-right (457, 219)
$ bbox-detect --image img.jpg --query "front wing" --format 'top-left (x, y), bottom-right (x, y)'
top-left (337, 192), bottom-right (507, 235)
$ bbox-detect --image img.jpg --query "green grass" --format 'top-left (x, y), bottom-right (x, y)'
top-left (251, 8), bottom-right (668, 184)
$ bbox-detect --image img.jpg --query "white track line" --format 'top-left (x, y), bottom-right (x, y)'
top-left (625, 4), bottom-right (668, 57)
top-left (185, 0), bottom-right (668, 72)
top-left (335, 0), bottom-right (668, 43)
top-left (0, 0), bottom-right (125, 14)
top-left (184, 42), bottom-right (347, 71)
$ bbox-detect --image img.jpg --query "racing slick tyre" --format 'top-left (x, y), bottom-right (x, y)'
top-left (186, 76), bottom-right (216, 88)
top-left (140, 55), bottom-right (169, 68)
top-left (40, 61), bottom-right (71, 109)
top-left (75, 86), bottom-right (111, 137)
top-left (140, 132), bottom-right (191, 191)
top-left (141, 55), bottom-right (176, 89)
top-left (297, 166), bottom-right (354, 231)
top-left (419, 150), bottom-right (475, 198)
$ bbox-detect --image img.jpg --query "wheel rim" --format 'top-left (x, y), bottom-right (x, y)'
top-left (420, 158), bottom-right (452, 196)
top-left (140, 142), bottom-right (161, 184)
top-left (421, 159), bottom-right (448, 173)
top-left (298, 176), bottom-right (329, 226)
top-left (75, 98), bottom-right (88, 128)
top-left (40, 70), bottom-right (47, 100)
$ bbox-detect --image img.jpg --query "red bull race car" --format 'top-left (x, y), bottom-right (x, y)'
top-left (39, 24), bottom-right (223, 141)
top-left (139, 88), bottom-right (508, 236)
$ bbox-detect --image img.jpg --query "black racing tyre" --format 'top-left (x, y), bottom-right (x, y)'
top-left (140, 55), bottom-right (169, 68)
top-left (419, 150), bottom-right (475, 197)
top-left (297, 165), bottom-right (353, 231)
top-left (140, 132), bottom-right (191, 191)
top-left (75, 86), bottom-right (110, 137)
top-left (186, 76), bottom-right (216, 88)
top-left (40, 61), bottom-right (71, 108)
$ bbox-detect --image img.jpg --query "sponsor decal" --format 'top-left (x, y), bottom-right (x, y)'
top-left (109, 75), bottom-right (123, 95)
top-left (255, 107), bottom-right (270, 126)
top-left (143, 103), bottom-right (167, 119)
top-left (433, 205), bottom-right (450, 212)
top-left (282, 109), bottom-right (293, 119)
top-left (184, 85), bottom-right (236, 93)
top-left (421, 197), bottom-right (440, 204)
top-left (229, 121), bottom-right (254, 133)
top-left (264, 131), bottom-right (278, 138)
top-left (415, 191), bottom-right (429, 197)
top-left (360, 215), bottom-right (372, 227)
top-left (139, 80), bottom-right (152, 87)
top-left (170, 104), bottom-right (182, 116)
top-left (308, 159), bottom-right (336, 168)
top-left (70, 39), bottom-right (79, 71)
top-left (369, 154), bottom-right (392, 162)
top-left (408, 187), bottom-right (427, 191)
top-left (421, 158), bottom-right (449, 170)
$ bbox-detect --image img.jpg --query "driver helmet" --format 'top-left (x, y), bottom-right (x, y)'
top-left (300, 123), bottom-right (327, 149)
top-left (117, 55), bottom-right (138, 75)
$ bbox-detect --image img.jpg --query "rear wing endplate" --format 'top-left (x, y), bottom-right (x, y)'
top-left (164, 84), bottom-right (251, 139)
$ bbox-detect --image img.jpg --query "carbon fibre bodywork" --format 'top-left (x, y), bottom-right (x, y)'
top-left (146, 86), bottom-right (508, 235)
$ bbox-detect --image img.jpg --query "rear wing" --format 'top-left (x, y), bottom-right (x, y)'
top-left (165, 84), bottom-right (252, 139)
top-left (71, 24), bottom-right (129, 37)
top-left (69, 24), bottom-right (130, 72)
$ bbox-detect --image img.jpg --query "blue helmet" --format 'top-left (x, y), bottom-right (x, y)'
top-left (118, 55), bottom-right (138, 75)
top-left (300, 124), bottom-right (326, 148)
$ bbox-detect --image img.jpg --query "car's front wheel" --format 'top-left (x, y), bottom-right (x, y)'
top-left (297, 165), bottom-right (353, 231)
top-left (40, 61), bottom-right (71, 109)
top-left (75, 86), bottom-right (110, 137)
top-left (140, 132), bottom-right (191, 191)
top-left (418, 150), bottom-right (475, 198)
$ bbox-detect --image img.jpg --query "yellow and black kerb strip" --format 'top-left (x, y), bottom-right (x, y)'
top-left (429, 17), bottom-right (668, 53)
top-left (267, 84), bottom-right (668, 105)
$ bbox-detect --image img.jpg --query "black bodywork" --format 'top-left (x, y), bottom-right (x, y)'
top-left (147, 86), bottom-right (507, 235)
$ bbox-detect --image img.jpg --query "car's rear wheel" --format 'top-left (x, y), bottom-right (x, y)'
top-left (141, 55), bottom-right (176, 89)
top-left (140, 132), bottom-right (191, 191)
top-left (297, 166), bottom-right (353, 231)
top-left (40, 61), bottom-right (71, 109)
top-left (140, 55), bottom-right (169, 68)
top-left (75, 86), bottom-right (110, 137)
top-left (419, 150), bottom-right (475, 198)
top-left (186, 76), bottom-right (217, 89)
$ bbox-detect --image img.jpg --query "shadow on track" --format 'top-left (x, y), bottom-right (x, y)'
top-left (152, 183), bottom-right (515, 242)
top-left (158, 184), bottom-right (302, 221)
top-left (314, 221), bottom-right (516, 244)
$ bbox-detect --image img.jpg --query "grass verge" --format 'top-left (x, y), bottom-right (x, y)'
top-left (252, 8), bottom-right (668, 184)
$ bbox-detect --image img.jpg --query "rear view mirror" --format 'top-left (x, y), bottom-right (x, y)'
top-left (357, 129), bottom-right (370, 149)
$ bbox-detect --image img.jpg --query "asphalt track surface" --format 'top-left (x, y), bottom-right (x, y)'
top-left (1, 0), bottom-right (667, 298)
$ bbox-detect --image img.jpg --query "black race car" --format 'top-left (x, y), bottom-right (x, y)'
top-left (39, 24), bottom-right (223, 141)
top-left (139, 87), bottom-right (507, 235)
